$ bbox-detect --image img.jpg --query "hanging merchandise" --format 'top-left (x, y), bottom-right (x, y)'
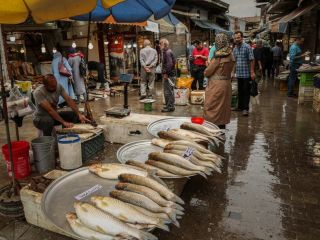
top-left (5, 87), bottom-right (34, 118)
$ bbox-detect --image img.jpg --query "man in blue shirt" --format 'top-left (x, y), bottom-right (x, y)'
top-left (288, 37), bottom-right (310, 97)
top-left (233, 31), bottom-right (255, 116)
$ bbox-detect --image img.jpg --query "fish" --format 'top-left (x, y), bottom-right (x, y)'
top-left (148, 152), bottom-right (212, 176)
top-left (146, 160), bottom-right (207, 179)
top-left (110, 190), bottom-right (182, 228)
top-left (151, 138), bottom-right (172, 148)
top-left (170, 140), bottom-right (213, 155)
top-left (74, 202), bottom-right (157, 240)
top-left (127, 204), bottom-right (172, 221)
top-left (89, 163), bottom-right (149, 180)
top-left (118, 174), bottom-right (185, 205)
top-left (171, 129), bottom-right (215, 145)
top-left (180, 122), bottom-right (223, 136)
top-left (126, 160), bottom-right (178, 178)
top-left (163, 149), bottom-right (221, 173)
top-left (127, 223), bottom-right (156, 230)
top-left (115, 183), bottom-right (184, 211)
top-left (157, 131), bottom-right (196, 142)
top-left (66, 213), bottom-right (119, 240)
top-left (91, 196), bottom-right (169, 231)
top-left (57, 128), bottom-right (96, 134)
top-left (164, 144), bottom-right (223, 167)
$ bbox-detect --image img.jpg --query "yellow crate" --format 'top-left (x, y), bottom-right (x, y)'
top-left (15, 81), bottom-right (32, 92)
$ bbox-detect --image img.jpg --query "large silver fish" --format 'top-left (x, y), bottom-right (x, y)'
top-left (126, 160), bottom-right (178, 178)
top-left (91, 196), bottom-right (169, 231)
top-left (180, 122), bottom-right (222, 136)
top-left (146, 160), bottom-right (207, 179)
top-left (151, 138), bottom-right (172, 148)
top-left (110, 190), bottom-right (181, 227)
top-left (115, 182), bottom-right (184, 211)
top-left (148, 152), bottom-right (212, 176)
top-left (66, 213), bottom-right (120, 240)
top-left (118, 174), bottom-right (185, 205)
top-left (74, 202), bottom-right (157, 240)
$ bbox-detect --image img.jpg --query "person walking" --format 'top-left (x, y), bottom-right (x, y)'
top-left (160, 38), bottom-right (176, 113)
top-left (262, 41), bottom-right (273, 80)
top-left (288, 37), bottom-right (310, 97)
top-left (52, 51), bottom-right (75, 106)
top-left (191, 40), bottom-right (209, 90)
top-left (139, 39), bottom-right (158, 99)
top-left (271, 41), bottom-right (283, 77)
top-left (204, 33), bottom-right (235, 129)
top-left (187, 40), bottom-right (196, 74)
top-left (68, 48), bottom-right (87, 102)
top-left (253, 40), bottom-right (264, 92)
top-left (233, 31), bottom-right (255, 116)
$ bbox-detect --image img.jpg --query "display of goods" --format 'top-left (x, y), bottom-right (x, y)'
top-left (190, 90), bottom-right (205, 105)
top-left (176, 77), bottom-right (194, 89)
top-left (298, 86), bottom-right (314, 104)
top-left (299, 72), bottom-right (316, 86)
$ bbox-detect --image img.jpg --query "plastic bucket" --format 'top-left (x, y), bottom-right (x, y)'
top-left (2, 141), bottom-right (30, 179)
top-left (144, 102), bottom-right (153, 111)
top-left (58, 134), bottom-right (82, 170)
top-left (31, 136), bottom-right (56, 174)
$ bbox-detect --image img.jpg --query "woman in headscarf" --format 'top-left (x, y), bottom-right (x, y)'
top-left (204, 33), bottom-right (235, 129)
top-left (52, 51), bottom-right (75, 105)
top-left (68, 48), bottom-right (87, 102)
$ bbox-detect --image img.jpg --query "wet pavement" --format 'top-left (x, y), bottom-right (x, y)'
top-left (1, 80), bottom-right (320, 240)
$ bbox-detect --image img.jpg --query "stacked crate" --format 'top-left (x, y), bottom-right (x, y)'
top-left (298, 72), bottom-right (315, 104)
top-left (313, 74), bottom-right (320, 112)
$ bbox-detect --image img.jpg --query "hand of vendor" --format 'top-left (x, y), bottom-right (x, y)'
top-left (78, 113), bottom-right (90, 123)
top-left (63, 121), bottom-right (74, 128)
top-left (163, 74), bottom-right (168, 80)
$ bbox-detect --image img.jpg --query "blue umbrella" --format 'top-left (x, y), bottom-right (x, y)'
top-left (72, 0), bottom-right (176, 22)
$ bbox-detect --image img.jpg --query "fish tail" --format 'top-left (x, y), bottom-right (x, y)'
top-left (198, 171), bottom-right (208, 179)
top-left (156, 219), bottom-right (170, 232)
top-left (138, 230), bottom-right (158, 240)
top-left (203, 167), bottom-right (213, 176)
top-left (168, 202), bottom-right (184, 211)
top-left (166, 211), bottom-right (180, 228)
top-left (172, 208), bottom-right (185, 216)
top-left (171, 195), bottom-right (185, 205)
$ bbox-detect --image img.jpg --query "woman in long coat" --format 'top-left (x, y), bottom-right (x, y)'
top-left (52, 51), bottom-right (75, 105)
top-left (68, 49), bottom-right (87, 102)
top-left (204, 33), bottom-right (235, 129)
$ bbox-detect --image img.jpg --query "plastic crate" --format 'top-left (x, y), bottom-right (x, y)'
top-left (81, 131), bottom-right (105, 163)
top-left (299, 73), bottom-right (316, 86)
top-left (298, 86), bottom-right (314, 104)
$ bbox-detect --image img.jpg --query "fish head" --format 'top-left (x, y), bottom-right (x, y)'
top-left (115, 182), bottom-right (127, 190)
top-left (88, 164), bottom-right (102, 173)
top-left (91, 195), bottom-right (103, 203)
top-left (65, 213), bottom-right (77, 223)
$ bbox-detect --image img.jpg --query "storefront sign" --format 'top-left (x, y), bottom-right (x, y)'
top-left (145, 21), bottom-right (159, 33)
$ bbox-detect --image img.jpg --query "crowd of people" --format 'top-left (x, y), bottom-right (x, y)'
top-left (32, 31), bottom-right (310, 137)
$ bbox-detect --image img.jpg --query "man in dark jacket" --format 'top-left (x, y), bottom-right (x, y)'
top-left (160, 38), bottom-right (176, 112)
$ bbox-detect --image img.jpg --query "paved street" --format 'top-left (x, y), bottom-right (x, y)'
top-left (0, 80), bottom-right (320, 240)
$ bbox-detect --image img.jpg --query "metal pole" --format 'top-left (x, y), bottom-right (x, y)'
top-left (85, 12), bottom-right (92, 64)
top-left (0, 25), bottom-right (17, 194)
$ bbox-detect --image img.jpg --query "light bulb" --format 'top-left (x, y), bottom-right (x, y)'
top-left (114, 40), bottom-right (119, 44)
top-left (124, 45), bottom-right (127, 49)
top-left (305, 55), bottom-right (310, 61)
top-left (20, 48), bottom-right (25, 54)
top-left (139, 45), bottom-right (143, 48)
top-left (72, 41), bottom-right (77, 48)
top-left (133, 43), bottom-right (137, 48)
top-left (127, 44), bottom-right (132, 49)
top-left (52, 48), bottom-right (57, 54)
top-left (41, 44), bottom-right (46, 53)
top-left (104, 41), bottom-right (109, 45)
top-left (9, 36), bottom-right (16, 42)
top-left (203, 42), bottom-right (207, 45)
top-left (209, 45), bottom-right (212, 49)
top-left (79, 31), bottom-right (83, 36)
top-left (88, 42), bottom-right (94, 50)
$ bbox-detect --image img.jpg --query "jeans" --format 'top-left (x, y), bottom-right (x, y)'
top-left (163, 75), bottom-right (175, 110)
top-left (237, 78), bottom-right (251, 111)
top-left (191, 65), bottom-right (206, 90)
top-left (140, 67), bottom-right (155, 97)
top-left (33, 111), bottom-right (79, 136)
top-left (288, 64), bottom-right (299, 95)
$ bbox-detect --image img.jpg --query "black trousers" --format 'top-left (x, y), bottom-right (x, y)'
top-left (33, 111), bottom-right (79, 136)
top-left (191, 65), bottom-right (206, 90)
top-left (237, 78), bottom-right (251, 111)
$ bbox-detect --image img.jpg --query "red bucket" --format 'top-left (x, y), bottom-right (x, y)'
top-left (2, 141), bottom-right (30, 179)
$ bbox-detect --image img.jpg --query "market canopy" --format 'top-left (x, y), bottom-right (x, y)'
top-left (192, 19), bottom-right (233, 35)
top-left (163, 13), bottom-right (189, 34)
top-left (73, 0), bottom-right (176, 23)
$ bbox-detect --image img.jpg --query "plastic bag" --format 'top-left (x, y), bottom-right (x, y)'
top-left (250, 80), bottom-right (258, 97)
top-left (155, 64), bottom-right (162, 74)
top-left (176, 77), bottom-right (194, 89)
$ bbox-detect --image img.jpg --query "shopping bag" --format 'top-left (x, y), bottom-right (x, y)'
top-left (59, 57), bottom-right (71, 77)
top-left (155, 64), bottom-right (162, 74)
top-left (250, 80), bottom-right (258, 97)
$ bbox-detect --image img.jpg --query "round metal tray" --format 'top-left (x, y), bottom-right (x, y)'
top-left (116, 140), bottom-right (196, 179)
top-left (117, 140), bottom-right (162, 164)
top-left (147, 117), bottom-right (219, 137)
top-left (41, 167), bottom-right (118, 240)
